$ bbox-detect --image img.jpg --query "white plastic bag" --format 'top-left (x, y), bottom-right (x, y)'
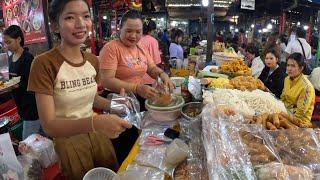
top-left (19, 134), bottom-right (57, 168)
top-left (0, 133), bottom-right (23, 180)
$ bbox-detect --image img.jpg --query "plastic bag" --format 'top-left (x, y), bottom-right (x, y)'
top-left (126, 163), bottom-right (167, 180)
top-left (108, 92), bottom-right (142, 129)
top-left (179, 116), bottom-right (208, 180)
top-left (19, 134), bottom-right (57, 168)
top-left (17, 154), bottom-right (42, 180)
top-left (255, 162), bottom-right (313, 180)
top-left (202, 106), bottom-right (256, 180)
top-left (0, 133), bottom-right (23, 180)
top-left (268, 129), bottom-right (320, 174)
top-left (135, 126), bottom-right (175, 173)
top-left (139, 127), bottom-right (172, 146)
top-left (188, 76), bottom-right (202, 100)
top-left (239, 125), bottom-right (282, 166)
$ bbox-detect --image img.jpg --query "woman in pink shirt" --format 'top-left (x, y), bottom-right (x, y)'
top-left (99, 10), bottom-right (174, 164)
top-left (139, 19), bottom-right (162, 85)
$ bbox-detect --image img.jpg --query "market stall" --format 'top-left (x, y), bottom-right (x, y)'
top-left (112, 47), bottom-right (320, 180)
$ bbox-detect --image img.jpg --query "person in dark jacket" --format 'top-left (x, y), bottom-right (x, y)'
top-left (3, 25), bottom-right (41, 139)
top-left (259, 48), bottom-right (286, 98)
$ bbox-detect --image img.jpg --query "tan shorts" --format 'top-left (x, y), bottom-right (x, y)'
top-left (54, 132), bottom-right (118, 180)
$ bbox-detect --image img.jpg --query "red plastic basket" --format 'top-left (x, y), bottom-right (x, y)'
top-left (312, 96), bottom-right (320, 121)
top-left (0, 99), bottom-right (20, 125)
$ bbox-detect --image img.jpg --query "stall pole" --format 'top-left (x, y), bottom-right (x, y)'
top-left (279, 12), bottom-right (286, 34)
top-left (206, 0), bottom-right (214, 62)
top-left (88, 0), bottom-right (96, 55)
top-left (317, 10), bottom-right (320, 67)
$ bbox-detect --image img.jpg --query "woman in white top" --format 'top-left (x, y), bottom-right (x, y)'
top-left (169, 28), bottom-right (184, 60)
top-left (246, 46), bottom-right (265, 78)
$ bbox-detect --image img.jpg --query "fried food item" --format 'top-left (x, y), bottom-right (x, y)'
top-left (272, 114), bottom-right (280, 128)
top-left (153, 94), bottom-right (172, 106)
top-left (266, 122), bottom-right (277, 130)
top-left (220, 60), bottom-right (251, 76)
top-left (208, 78), bottom-right (230, 89)
top-left (229, 76), bottom-right (266, 91)
top-left (279, 119), bottom-right (299, 129)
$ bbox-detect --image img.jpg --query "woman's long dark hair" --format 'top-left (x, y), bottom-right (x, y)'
top-left (3, 25), bottom-right (24, 47)
top-left (287, 52), bottom-right (309, 74)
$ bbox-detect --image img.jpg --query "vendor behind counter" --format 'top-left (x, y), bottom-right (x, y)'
top-left (281, 53), bottom-right (315, 124)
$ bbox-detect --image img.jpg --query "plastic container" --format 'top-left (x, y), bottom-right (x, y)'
top-left (115, 170), bottom-right (147, 180)
top-left (146, 106), bottom-right (182, 122)
top-left (83, 167), bottom-right (117, 180)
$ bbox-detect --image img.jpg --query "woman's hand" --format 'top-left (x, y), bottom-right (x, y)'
top-left (160, 73), bottom-right (175, 92)
top-left (136, 84), bottom-right (159, 100)
top-left (94, 114), bottom-right (132, 139)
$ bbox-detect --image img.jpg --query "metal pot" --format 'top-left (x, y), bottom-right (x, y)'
top-left (181, 102), bottom-right (203, 121)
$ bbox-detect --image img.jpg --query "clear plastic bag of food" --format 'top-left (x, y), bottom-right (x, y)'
top-left (239, 125), bottom-right (282, 166)
top-left (255, 162), bottom-right (313, 180)
top-left (178, 104), bottom-right (208, 180)
top-left (0, 133), bottom-right (23, 180)
top-left (202, 103), bottom-right (247, 124)
top-left (108, 92), bottom-right (142, 129)
top-left (268, 129), bottom-right (320, 174)
top-left (17, 153), bottom-right (42, 180)
top-left (19, 134), bottom-right (58, 168)
top-left (134, 126), bottom-right (175, 173)
top-left (202, 107), bottom-right (256, 180)
top-left (134, 143), bottom-right (169, 172)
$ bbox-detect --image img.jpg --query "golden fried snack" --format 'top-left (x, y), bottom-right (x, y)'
top-left (266, 122), bottom-right (277, 130)
top-left (279, 119), bottom-right (299, 129)
top-left (273, 114), bottom-right (280, 128)
top-left (229, 76), bottom-right (266, 91)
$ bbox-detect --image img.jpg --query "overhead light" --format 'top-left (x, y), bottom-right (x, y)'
top-left (303, 25), bottom-right (309, 30)
top-left (267, 24), bottom-right (272, 30)
top-left (103, 16), bottom-right (107, 20)
top-left (161, 18), bottom-right (164, 22)
top-left (251, 24), bottom-right (254, 28)
top-left (258, 29), bottom-right (262, 33)
top-left (202, 0), bottom-right (209, 7)
top-left (297, 22), bottom-right (301, 26)
top-left (235, 28), bottom-right (239, 33)
top-left (171, 21), bottom-right (177, 27)
top-left (262, 28), bottom-right (268, 33)
top-left (230, 25), bottom-right (234, 30)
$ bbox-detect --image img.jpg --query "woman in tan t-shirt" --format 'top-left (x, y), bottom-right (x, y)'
top-left (27, 1), bottom-right (131, 179)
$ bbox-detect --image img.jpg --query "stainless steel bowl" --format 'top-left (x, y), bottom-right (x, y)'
top-left (181, 102), bottom-right (203, 121)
